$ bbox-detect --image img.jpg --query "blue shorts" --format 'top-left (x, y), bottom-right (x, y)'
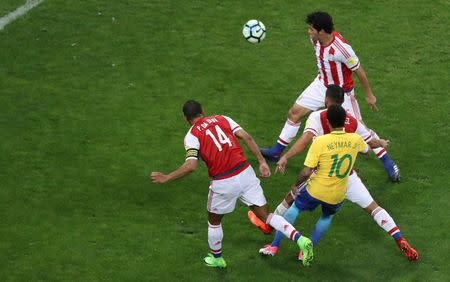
top-left (294, 187), bottom-right (343, 215)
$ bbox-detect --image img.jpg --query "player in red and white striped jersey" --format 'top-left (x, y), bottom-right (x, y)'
top-left (253, 85), bottom-right (417, 262)
top-left (260, 11), bottom-right (400, 182)
top-left (151, 100), bottom-right (313, 268)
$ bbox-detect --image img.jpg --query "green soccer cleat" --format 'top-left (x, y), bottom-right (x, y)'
top-left (204, 253), bottom-right (227, 268)
top-left (297, 236), bottom-right (313, 266)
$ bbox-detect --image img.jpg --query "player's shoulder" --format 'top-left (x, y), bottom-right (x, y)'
top-left (307, 110), bottom-right (324, 122)
top-left (333, 31), bottom-right (350, 45)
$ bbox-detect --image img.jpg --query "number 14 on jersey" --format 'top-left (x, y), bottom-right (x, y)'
top-left (206, 125), bottom-right (232, 151)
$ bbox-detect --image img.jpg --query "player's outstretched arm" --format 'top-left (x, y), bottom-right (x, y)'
top-left (235, 129), bottom-right (271, 178)
top-left (367, 138), bottom-right (390, 149)
top-left (151, 159), bottom-right (198, 183)
top-left (354, 66), bottom-right (378, 111)
top-left (275, 132), bottom-right (314, 175)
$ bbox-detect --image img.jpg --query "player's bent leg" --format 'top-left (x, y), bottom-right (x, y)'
top-left (370, 205), bottom-right (418, 261)
top-left (257, 205), bottom-right (305, 258)
top-left (248, 205), bottom-right (274, 234)
top-left (370, 130), bottom-right (401, 182)
top-left (260, 104), bottom-right (311, 162)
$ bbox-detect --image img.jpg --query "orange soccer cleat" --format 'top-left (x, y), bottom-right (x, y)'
top-left (396, 238), bottom-right (418, 262)
top-left (247, 211), bottom-right (274, 234)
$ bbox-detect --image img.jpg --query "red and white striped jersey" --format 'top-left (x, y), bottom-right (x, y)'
top-left (312, 31), bottom-right (360, 91)
top-left (184, 115), bottom-right (249, 180)
top-left (304, 109), bottom-right (372, 144)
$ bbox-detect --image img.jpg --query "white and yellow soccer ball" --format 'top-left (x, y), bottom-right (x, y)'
top-left (242, 19), bottom-right (266, 43)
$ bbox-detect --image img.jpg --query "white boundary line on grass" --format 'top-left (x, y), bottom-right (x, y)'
top-left (0, 0), bottom-right (44, 30)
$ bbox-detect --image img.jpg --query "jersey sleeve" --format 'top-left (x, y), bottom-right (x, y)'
top-left (223, 116), bottom-right (242, 135)
top-left (304, 138), bottom-right (321, 168)
top-left (303, 112), bottom-right (323, 137)
top-left (355, 119), bottom-right (373, 143)
top-left (338, 43), bottom-right (360, 71)
top-left (184, 130), bottom-right (200, 161)
top-left (356, 135), bottom-right (369, 154)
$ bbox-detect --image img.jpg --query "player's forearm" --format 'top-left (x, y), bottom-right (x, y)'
top-left (166, 160), bottom-right (197, 182)
top-left (355, 67), bottom-right (373, 96)
top-left (243, 135), bottom-right (266, 164)
top-left (283, 133), bottom-right (312, 160)
top-left (284, 141), bottom-right (307, 160)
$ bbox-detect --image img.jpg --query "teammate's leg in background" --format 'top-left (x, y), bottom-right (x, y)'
top-left (370, 130), bottom-right (401, 182)
top-left (260, 104), bottom-right (310, 162)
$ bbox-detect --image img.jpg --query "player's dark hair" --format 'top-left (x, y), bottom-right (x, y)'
top-left (183, 100), bottom-right (203, 121)
top-left (326, 104), bottom-right (346, 128)
top-left (326, 84), bottom-right (345, 105)
top-left (306, 11), bottom-right (334, 33)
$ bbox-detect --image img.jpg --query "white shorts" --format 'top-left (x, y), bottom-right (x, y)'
top-left (295, 76), bottom-right (327, 111)
top-left (345, 171), bottom-right (374, 209)
top-left (207, 166), bottom-right (267, 214)
top-left (342, 91), bottom-right (363, 121)
top-left (296, 76), bottom-right (363, 121)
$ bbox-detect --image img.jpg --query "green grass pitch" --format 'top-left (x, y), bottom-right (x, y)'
top-left (0, 0), bottom-right (448, 281)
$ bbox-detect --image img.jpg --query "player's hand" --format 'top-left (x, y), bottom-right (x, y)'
top-left (259, 162), bottom-right (271, 178)
top-left (366, 94), bottom-right (378, 111)
top-left (150, 172), bottom-right (169, 183)
top-left (275, 156), bottom-right (288, 175)
top-left (379, 139), bottom-right (390, 149)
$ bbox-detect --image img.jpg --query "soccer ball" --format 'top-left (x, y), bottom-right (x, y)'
top-left (242, 20), bottom-right (266, 43)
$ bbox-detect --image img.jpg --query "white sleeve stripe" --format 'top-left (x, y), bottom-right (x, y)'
top-left (304, 127), bottom-right (318, 135)
top-left (232, 126), bottom-right (242, 134)
top-left (185, 156), bottom-right (198, 160)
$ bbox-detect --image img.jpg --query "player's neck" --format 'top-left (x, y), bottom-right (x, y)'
top-left (319, 33), bottom-right (334, 46)
top-left (189, 116), bottom-right (203, 125)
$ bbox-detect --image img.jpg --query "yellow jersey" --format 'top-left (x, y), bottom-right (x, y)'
top-left (304, 130), bottom-right (368, 204)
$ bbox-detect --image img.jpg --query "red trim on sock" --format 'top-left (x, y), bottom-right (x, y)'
top-left (388, 227), bottom-right (399, 235)
top-left (371, 207), bottom-right (383, 217)
top-left (210, 248), bottom-right (222, 253)
top-left (376, 148), bottom-right (386, 157)
top-left (286, 119), bottom-right (301, 127)
top-left (277, 138), bottom-right (289, 146)
top-left (289, 230), bottom-right (297, 240)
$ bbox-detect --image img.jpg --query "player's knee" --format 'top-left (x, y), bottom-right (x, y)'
top-left (288, 107), bottom-right (302, 122)
top-left (363, 201), bottom-right (378, 214)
